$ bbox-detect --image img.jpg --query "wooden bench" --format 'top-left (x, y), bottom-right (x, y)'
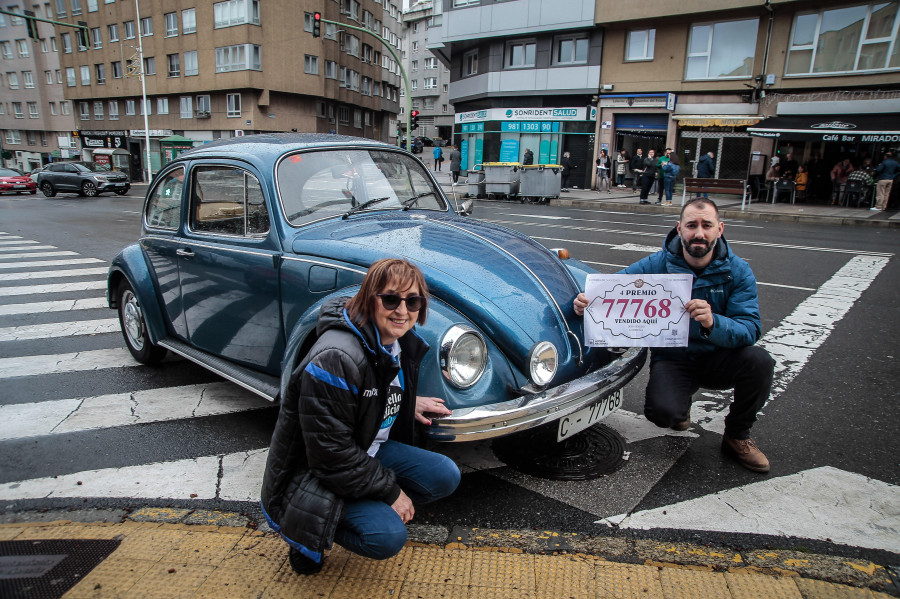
top-left (681, 178), bottom-right (750, 210)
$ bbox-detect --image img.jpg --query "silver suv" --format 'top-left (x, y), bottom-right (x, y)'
top-left (37, 161), bottom-right (131, 197)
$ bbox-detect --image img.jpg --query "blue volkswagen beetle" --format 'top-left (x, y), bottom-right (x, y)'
top-left (107, 133), bottom-right (645, 442)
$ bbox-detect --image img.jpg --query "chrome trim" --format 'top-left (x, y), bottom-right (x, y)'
top-left (281, 255), bottom-right (367, 274)
top-left (141, 236), bottom-right (274, 258)
top-left (425, 347), bottom-right (647, 442)
top-left (439, 324), bottom-right (487, 389)
top-left (158, 340), bottom-right (277, 402)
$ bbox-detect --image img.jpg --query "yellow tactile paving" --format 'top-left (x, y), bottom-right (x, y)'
top-left (162, 530), bottom-right (241, 566)
top-left (595, 562), bottom-right (665, 599)
top-left (0, 526), bottom-right (25, 540)
top-left (259, 575), bottom-right (339, 599)
top-left (404, 546), bottom-right (474, 585)
top-left (794, 578), bottom-right (880, 598)
top-left (660, 566), bottom-right (732, 598)
top-left (468, 549), bottom-right (535, 592)
top-left (192, 564), bottom-right (282, 599)
top-left (218, 534), bottom-right (288, 576)
top-left (12, 526), bottom-right (122, 540)
top-left (121, 561), bottom-right (216, 599)
top-left (534, 553), bottom-right (598, 595)
top-left (397, 581), bottom-right (472, 599)
top-left (337, 545), bottom-right (414, 581)
top-left (63, 557), bottom-right (157, 599)
top-left (330, 577), bottom-right (404, 598)
top-left (724, 572), bottom-right (804, 598)
top-left (111, 527), bottom-right (191, 561)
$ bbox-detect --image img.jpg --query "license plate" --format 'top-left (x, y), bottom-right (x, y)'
top-left (115, 183), bottom-right (126, 187)
top-left (557, 389), bottom-right (623, 442)
top-left (14, 185), bottom-right (25, 188)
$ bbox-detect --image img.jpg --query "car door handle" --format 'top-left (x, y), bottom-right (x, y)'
top-left (176, 248), bottom-right (195, 258)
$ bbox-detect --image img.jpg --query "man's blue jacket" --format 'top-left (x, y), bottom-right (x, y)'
top-left (621, 227), bottom-right (762, 361)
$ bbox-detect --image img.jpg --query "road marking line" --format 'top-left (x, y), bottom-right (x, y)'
top-left (0, 250), bottom-right (74, 259)
top-left (0, 280), bottom-right (107, 297)
top-left (0, 297), bottom-right (108, 316)
top-left (0, 382), bottom-right (270, 441)
top-left (0, 318), bottom-right (120, 341)
top-left (0, 258), bottom-right (104, 270)
top-left (0, 240), bottom-right (38, 246)
top-left (0, 347), bottom-right (142, 378)
top-left (600, 467), bottom-right (900, 554)
top-left (0, 267), bottom-right (109, 281)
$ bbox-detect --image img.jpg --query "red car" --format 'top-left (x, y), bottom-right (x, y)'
top-left (0, 168), bottom-right (37, 195)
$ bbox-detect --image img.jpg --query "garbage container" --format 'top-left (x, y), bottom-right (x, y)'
top-left (466, 169), bottom-right (486, 198)
top-left (519, 165), bottom-right (561, 203)
top-left (483, 162), bottom-right (521, 199)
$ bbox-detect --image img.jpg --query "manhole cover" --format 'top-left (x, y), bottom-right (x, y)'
top-left (492, 423), bottom-right (626, 481)
top-left (0, 539), bottom-right (120, 599)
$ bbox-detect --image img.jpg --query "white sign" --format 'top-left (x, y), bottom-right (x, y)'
top-left (454, 107), bottom-right (589, 124)
top-left (129, 129), bottom-right (173, 137)
top-left (583, 274), bottom-right (692, 348)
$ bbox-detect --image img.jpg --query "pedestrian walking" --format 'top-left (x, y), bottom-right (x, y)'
top-left (695, 151), bottom-right (715, 198)
top-left (631, 149), bottom-right (645, 192)
top-left (522, 148), bottom-right (534, 166)
top-left (662, 154), bottom-right (679, 206)
top-left (873, 151), bottom-right (900, 211)
top-left (615, 149), bottom-right (629, 187)
top-left (595, 150), bottom-right (611, 192)
top-left (433, 146), bottom-right (444, 171)
top-left (638, 149), bottom-right (656, 204)
top-left (560, 152), bottom-right (574, 192)
top-left (449, 147), bottom-right (462, 184)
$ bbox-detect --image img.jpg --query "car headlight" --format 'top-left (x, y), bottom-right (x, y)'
top-left (440, 325), bottom-right (487, 389)
top-left (528, 341), bottom-right (558, 386)
top-left (94, 175), bottom-right (109, 182)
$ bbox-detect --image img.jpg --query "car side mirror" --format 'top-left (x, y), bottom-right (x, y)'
top-left (457, 198), bottom-right (474, 216)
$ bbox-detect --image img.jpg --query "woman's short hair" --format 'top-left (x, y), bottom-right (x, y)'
top-left (345, 258), bottom-right (429, 327)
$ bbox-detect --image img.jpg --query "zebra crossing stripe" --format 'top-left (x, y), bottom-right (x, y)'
top-left (0, 251), bottom-right (77, 259)
top-left (0, 348), bottom-right (142, 378)
top-left (0, 245), bottom-right (57, 252)
top-left (0, 382), bottom-right (270, 441)
top-left (0, 258), bottom-right (104, 270)
top-left (0, 318), bottom-right (121, 341)
top-left (0, 240), bottom-right (39, 246)
top-left (0, 267), bottom-right (109, 281)
top-left (0, 297), bottom-right (108, 316)
top-left (0, 280), bottom-right (107, 296)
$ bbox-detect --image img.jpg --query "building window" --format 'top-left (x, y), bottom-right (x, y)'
top-left (411, 79), bottom-right (417, 91)
top-left (61, 32), bottom-right (72, 53)
top-left (165, 12), bottom-right (178, 36)
top-left (215, 44), bottom-right (261, 72)
top-left (79, 101), bottom-right (90, 120)
top-left (454, 0), bottom-right (479, 6)
top-left (12, 102), bottom-right (24, 118)
top-left (303, 12), bottom-right (314, 32)
top-left (227, 92), bottom-right (241, 117)
top-left (140, 16), bottom-right (152, 36)
top-left (95, 63), bottom-right (105, 84)
top-left (442, 104), bottom-right (448, 112)
top-left (686, 18), bottom-right (758, 79)
top-left (182, 8), bottom-right (196, 34)
top-left (506, 40), bottom-right (536, 68)
top-left (354, 109), bottom-right (362, 128)
top-left (184, 50), bottom-right (198, 76)
top-left (425, 57), bottom-right (437, 69)
top-left (424, 98), bottom-right (435, 110)
top-left (324, 22), bottom-right (337, 40)
top-left (111, 61), bottom-right (122, 78)
top-left (626, 29), bottom-right (655, 61)
top-left (54, 0), bottom-right (66, 17)
top-left (65, 67), bottom-right (75, 86)
top-left (0, 42), bottom-right (10, 60)
top-left (108, 23), bottom-right (118, 42)
top-left (787, 3), bottom-right (900, 75)
top-left (26, 130), bottom-right (37, 145)
top-left (71, 0), bottom-right (82, 15)
top-left (167, 53), bottom-right (180, 77)
top-left (61, 101), bottom-right (70, 115)
top-left (555, 35), bottom-right (589, 64)
top-left (338, 106), bottom-right (350, 124)
top-left (214, 0), bottom-right (260, 28)
top-left (125, 99), bottom-right (135, 115)
top-left (45, 70), bottom-right (53, 84)
top-left (17, 39), bottom-right (30, 58)
top-left (411, 60), bottom-right (418, 72)
top-left (27, 101), bottom-right (38, 118)
top-left (109, 100), bottom-right (119, 120)
top-left (143, 56), bottom-right (155, 75)
top-left (5, 130), bottom-right (22, 144)
top-left (124, 20), bottom-right (135, 39)
top-left (41, 39), bottom-right (49, 53)
top-left (91, 27), bottom-right (102, 48)
top-left (139, 98), bottom-right (151, 115)
top-left (196, 95), bottom-right (210, 116)
top-left (41, 132), bottom-right (47, 146)
top-left (6, 72), bottom-right (18, 89)
top-left (88, 0), bottom-right (97, 11)
top-left (325, 60), bottom-right (337, 79)
top-left (180, 96), bottom-right (192, 118)
top-left (362, 76), bottom-right (371, 95)
top-left (304, 54), bottom-right (319, 74)
top-left (23, 71), bottom-right (34, 88)
top-left (157, 97), bottom-right (169, 114)
top-left (344, 34), bottom-right (359, 57)
top-left (93, 101), bottom-right (103, 119)
top-left (463, 49), bottom-right (478, 76)
top-left (80, 65), bottom-right (90, 85)
top-left (424, 76), bottom-right (437, 89)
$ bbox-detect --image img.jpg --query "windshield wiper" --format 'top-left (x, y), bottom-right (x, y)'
top-left (342, 196), bottom-right (392, 219)
top-left (401, 190), bottom-right (437, 211)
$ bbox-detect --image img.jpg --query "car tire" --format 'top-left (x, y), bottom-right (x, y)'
top-left (40, 182), bottom-right (56, 197)
top-left (114, 188), bottom-right (129, 196)
top-left (117, 280), bottom-right (167, 364)
top-left (81, 181), bottom-right (99, 197)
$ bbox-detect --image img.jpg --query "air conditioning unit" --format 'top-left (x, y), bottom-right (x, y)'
top-left (196, 110), bottom-right (211, 119)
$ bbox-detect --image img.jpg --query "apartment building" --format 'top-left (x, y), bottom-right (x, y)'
top-left (0, 3), bottom-right (79, 172)
top-left (433, 0), bottom-right (601, 188)
top-left (595, 0), bottom-right (900, 191)
top-left (401, 0), bottom-right (453, 142)
top-left (45, 0), bottom-right (403, 181)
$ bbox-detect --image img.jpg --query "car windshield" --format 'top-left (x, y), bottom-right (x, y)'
top-left (72, 163), bottom-right (104, 173)
top-left (277, 149), bottom-right (446, 226)
top-left (0, 169), bottom-right (22, 177)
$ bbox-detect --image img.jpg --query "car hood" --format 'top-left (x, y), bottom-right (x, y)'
top-left (290, 213), bottom-right (583, 373)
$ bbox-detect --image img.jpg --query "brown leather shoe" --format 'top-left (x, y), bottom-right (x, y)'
top-left (671, 419), bottom-right (690, 431)
top-left (721, 435), bottom-right (770, 473)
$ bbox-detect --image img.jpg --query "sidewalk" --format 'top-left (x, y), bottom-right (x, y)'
top-left (1, 508), bottom-right (896, 598)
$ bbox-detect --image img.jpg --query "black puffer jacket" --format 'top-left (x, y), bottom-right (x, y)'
top-left (260, 296), bottom-right (429, 561)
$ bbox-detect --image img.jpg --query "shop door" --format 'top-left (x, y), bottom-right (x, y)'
top-left (128, 142), bottom-right (143, 182)
top-left (563, 135), bottom-right (592, 190)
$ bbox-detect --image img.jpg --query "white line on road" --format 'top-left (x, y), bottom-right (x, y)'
top-left (0, 347), bottom-right (143, 378)
top-left (0, 297), bottom-right (108, 316)
top-left (0, 251), bottom-right (76, 259)
top-left (0, 240), bottom-right (37, 246)
top-left (0, 382), bottom-right (270, 441)
top-left (0, 318), bottom-right (120, 341)
top-left (0, 267), bottom-right (109, 281)
top-left (0, 258), bottom-right (104, 270)
top-left (0, 280), bottom-right (107, 297)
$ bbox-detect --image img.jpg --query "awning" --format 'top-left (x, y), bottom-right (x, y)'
top-left (673, 115), bottom-right (761, 127)
top-left (747, 114), bottom-right (900, 142)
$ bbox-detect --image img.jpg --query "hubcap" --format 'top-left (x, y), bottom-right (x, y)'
top-left (121, 290), bottom-right (145, 350)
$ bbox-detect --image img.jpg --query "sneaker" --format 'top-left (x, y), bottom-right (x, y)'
top-left (671, 419), bottom-right (690, 431)
top-left (665, 201), bottom-right (673, 206)
top-left (289, 548), bottom-right (324, 575)
top-left (639, 200), bottom-right (650, 204)
top-left (870, 207), bottom-right (881, 211)
top-left (721, 435), bottom-right (770, 473)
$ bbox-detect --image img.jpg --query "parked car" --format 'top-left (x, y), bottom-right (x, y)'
top-left (28, 166), bottom-right (48, 183)
top-left (37, 161), bottom-right (130, 197)
top-left (0, 168), bottom-right (37, 195)
top-left (107, 133), bottom-right (645, 443)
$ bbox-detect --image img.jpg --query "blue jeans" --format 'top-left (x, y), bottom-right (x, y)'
top-left (333, 440), bottom-right (460, 560)
top-left (664, 178), bottom-right (675, 203)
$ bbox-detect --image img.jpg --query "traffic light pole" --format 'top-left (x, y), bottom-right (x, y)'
top-left (0, 8), bottom-right (88, 39)
top-left (315, 18), bottom-right (412, 153)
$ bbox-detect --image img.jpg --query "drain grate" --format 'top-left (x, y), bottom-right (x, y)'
top-left (0, 539), bottom-right (120, 599)
top-left (492, 423), bottom-right (627, 481)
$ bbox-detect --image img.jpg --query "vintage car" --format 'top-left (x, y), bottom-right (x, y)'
top-left (107, 133), bottom-right (645, 443)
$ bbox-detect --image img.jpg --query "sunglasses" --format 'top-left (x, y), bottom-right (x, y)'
top-left (377, 293), bottom-right (426, 312)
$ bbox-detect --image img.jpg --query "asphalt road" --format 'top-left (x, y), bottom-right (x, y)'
top-left (1, 189), bottom-right (898, 563)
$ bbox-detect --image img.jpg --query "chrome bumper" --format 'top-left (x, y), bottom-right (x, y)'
top-left (425, 347), bottom-right (647, 442)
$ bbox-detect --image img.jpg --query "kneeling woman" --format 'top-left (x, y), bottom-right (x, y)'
top-left (261, 258), bottom-right (461, 574)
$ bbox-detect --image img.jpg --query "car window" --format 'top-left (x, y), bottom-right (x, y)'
top-left (277, 149), bottom-right (446, 226)
top-left (190, 166), bottom-right (269, 237)
top-left (0, 169), bottom-right (20, 176)
top-left (145, 167), bottom-right (185, 230)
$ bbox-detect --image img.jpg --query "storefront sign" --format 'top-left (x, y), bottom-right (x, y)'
top-left (461, 122), bottom-right (485, 133)
top-left (599, 97), bottom-right (668, 108)
top-left (83, 134), bottom-right (127, 148)
top-left (501, 122), bottom-right (558, 133)
top-left (129, 129), bottom-right (174, 137)
top-left (455, 107), bottom-right (590, 123)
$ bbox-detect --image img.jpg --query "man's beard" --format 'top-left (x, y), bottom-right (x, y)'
top-left (682, 236), bottom-right (717, 259)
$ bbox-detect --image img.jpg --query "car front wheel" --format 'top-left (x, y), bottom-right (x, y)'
top-left (40, 182), bottom-right (56, 197)
top-left (81, 181), bottom-right (98, 197)
top-left (114, 188), bottom-right (129, 196)
top-left (117, 280), bottom-right (167, 364)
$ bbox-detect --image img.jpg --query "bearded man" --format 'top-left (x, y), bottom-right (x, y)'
top-left (573, 198), bottom-right (774, 473)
